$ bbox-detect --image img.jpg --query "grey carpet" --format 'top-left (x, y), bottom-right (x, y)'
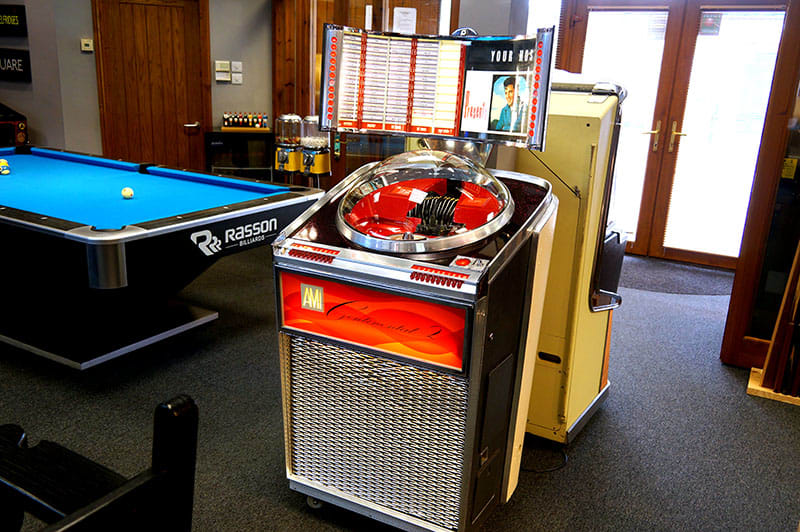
top-left (2, 248), bottom-right (798, 531)
top-left (619, 255), bottom-right (734, 295)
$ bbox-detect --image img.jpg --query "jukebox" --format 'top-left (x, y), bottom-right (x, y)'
top-left (516, 80), bottom-right (627, 443)
top-left (273, 149), bottom-right (556, 531)
top-left (272, 23), bottom-right (557, 531)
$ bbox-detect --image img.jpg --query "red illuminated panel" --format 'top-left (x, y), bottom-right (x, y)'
top-left (411, 264), bottom-right (469, 279)
top-left (291, 243), bottom-right (340, 255)
top-left (280, 271), bottom-right (466, 371)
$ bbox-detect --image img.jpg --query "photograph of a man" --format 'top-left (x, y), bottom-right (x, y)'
top-left (489, 75), bottom-right (528, 133)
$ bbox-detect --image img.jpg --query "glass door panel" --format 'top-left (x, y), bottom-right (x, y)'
top-left (580, 10), bottom-right (668, 243)
top-left (662, 10), bottom-right (785, 257)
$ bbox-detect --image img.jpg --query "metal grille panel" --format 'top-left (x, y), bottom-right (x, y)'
top-left (284, 334), bottom-right (469, 530)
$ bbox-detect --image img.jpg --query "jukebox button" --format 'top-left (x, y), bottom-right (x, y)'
top-left (454, 258), bottom-right (470, 267)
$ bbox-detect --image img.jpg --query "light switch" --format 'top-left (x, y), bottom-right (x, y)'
top-left (80, 38), bottom-right (94, 52)
top-left (231, 61), bottom-right (243, 73)
top-left (215, 60), bottom-right (230, 72)
top-left (231, 72), bottom-right (243, 85)
top-left (215, 71), bottom-right (231, 82)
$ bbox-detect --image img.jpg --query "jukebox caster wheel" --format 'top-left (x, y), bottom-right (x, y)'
top-left (307, 496), bottom-right (324, 510)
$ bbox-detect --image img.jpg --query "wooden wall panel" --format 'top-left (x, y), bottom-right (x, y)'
top-left (273, 0), bottom-right (315, 118)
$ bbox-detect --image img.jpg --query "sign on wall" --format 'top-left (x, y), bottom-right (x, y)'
top-left (0, 48), bottom-right (31, 82)
top-left (0, 5), bottom-right (27, 37)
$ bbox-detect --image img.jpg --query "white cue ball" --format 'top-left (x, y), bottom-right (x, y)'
top-left (121, 187), bottom-right (134, 199)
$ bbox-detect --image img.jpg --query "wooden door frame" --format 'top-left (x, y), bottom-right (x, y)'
top-left (92, 0), bottom-right (212, 167)
top-left (721, 0), bottom-right (800, 367)
top-left (560, 0), bottom-right (795, 270)
top-left (649, 0), bottom-right (788, 270)
top-left (559, 0), bottom-right (688, 258)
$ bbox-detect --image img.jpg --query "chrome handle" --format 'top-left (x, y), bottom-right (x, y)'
top-left (642, 120), bottom-right (661, 152)
top-left (183, 121), bottom-right (200, 128)
top-left (668, 120), bottom-right (687, 152)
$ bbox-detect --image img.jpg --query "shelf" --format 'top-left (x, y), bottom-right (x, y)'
top-left (747, 367), bottom-right (800, 406)
top-left (220, 127), bottom-right (272, 133)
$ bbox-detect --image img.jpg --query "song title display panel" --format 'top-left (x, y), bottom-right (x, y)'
top-left (320, 24), bottom-right (555, 150)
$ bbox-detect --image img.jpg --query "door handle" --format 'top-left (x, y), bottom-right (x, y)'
top-left (642, 120), bottom-right (661, 152)
top-left (183, 121), bottom-right (200, 128)
top-left (668, 120), bottom-right (687, 152)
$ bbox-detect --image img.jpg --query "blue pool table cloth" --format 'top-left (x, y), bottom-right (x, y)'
top-left (0, 147), bottom-right (286, 230)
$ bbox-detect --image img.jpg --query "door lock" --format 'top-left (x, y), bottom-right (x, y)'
top-left (642, 120), bottom-right (661, 152)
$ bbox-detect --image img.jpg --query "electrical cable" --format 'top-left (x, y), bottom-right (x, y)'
top-left (528, 149), bottom-right (581, 199)
top-left (521, 446), bottom-right (569, 473)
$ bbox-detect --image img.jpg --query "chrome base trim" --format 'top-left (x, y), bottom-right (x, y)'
top-left (566, 382), bottom-right (610, 443)
top-left (289, 477), bottom-right (455, 532)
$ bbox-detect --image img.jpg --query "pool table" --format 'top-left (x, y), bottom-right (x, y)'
top-left (0, 146), bottom-right (323, 369)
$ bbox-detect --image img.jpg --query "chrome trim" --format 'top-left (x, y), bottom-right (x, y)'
top-left (336, 202), bottom-right (514, 256)
top-left (86, 242), bottom-right (127, 289)
top-left (566, 382), bottom-right (610, 443)
top-left (288, 478), bottom-right (454, 532)
top-left (273, 162), bottom-right (379, 246)
top-left (550, 80), bottom-right (627, 103)
top-left (458, 295), bottom-right (488, 530)
top-left (2, 190), bottom-right (323, 245)
top-left (334, 152), bottom-right (516, 255)
top-left (485, 169), bottom-right (554, 283)
top-left (274, 251), bottom-right (479, 303)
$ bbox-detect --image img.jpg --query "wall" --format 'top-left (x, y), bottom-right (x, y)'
top-left (209, 0), bottom-right (273, 128)
top-left (0, 0), bottom-right (274, 155)
top-left (458, 0), bottom-right (522, 36)
top-left (0, 0), bottom-right (65, 148)
top-left (54, 0), bottom-right (102, 154)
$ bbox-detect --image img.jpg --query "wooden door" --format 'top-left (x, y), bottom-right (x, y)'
top-left (93, 0), bottom-right (211, 170)
top-left (562, 0), bottom-right (792, 269)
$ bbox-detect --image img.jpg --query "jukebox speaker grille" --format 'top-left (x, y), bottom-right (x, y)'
top-left (282, 334), bottom-right (470, 530)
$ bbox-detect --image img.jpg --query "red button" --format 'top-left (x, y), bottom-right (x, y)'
top-left (455, 258), bottom-right (471, 267)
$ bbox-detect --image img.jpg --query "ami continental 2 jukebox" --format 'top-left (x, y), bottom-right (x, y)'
top-left (272, 24), bottom-right (557, 531)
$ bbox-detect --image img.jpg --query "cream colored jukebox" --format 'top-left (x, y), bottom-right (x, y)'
top-left (516, 81), bottom-right (626, 443)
